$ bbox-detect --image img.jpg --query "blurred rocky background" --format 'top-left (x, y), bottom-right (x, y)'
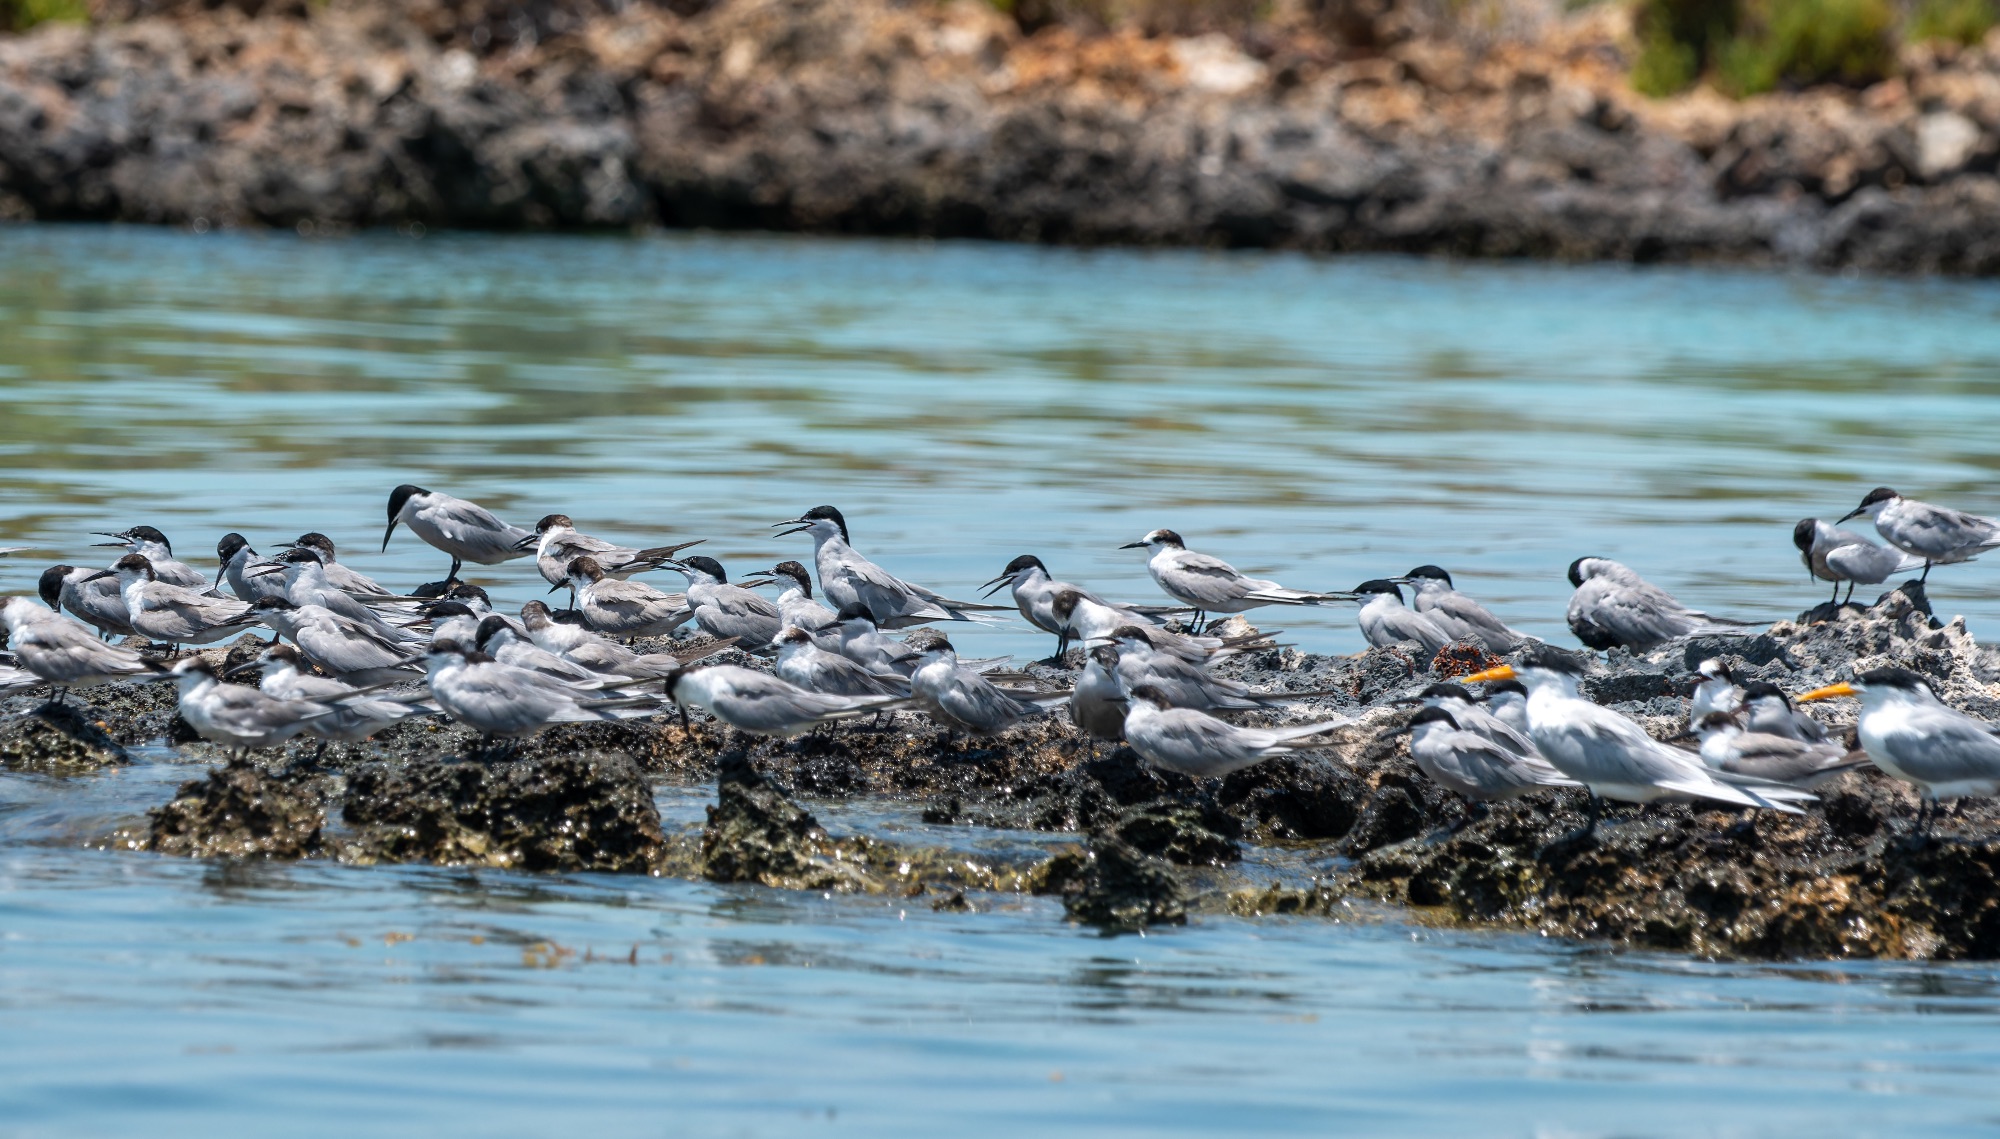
top-left (3, 0), bottom-right (2000, 270)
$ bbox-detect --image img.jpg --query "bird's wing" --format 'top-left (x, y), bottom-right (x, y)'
top-left (1159, 556), bottom-right (1254, 607)
top-left (1878, 708), bottom-right (2000, 784)
top-left (1570, 579), bottom-right (1700, 648)
top-left (1431, 593), bottom-right (1522, 646)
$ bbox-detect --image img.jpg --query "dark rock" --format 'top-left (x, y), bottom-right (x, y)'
top-left (0, 702), bottom-right (130, 772)
top-left (1111, 800), bottom-right (1241, 865)
top-left (148, 761), bottom-right (324, 859)
top-left (342, 752), bottom-right (664, 872)
top-left (699, 748), bottom-right (867, 890)
top-left (1031, 836), bottom-right (1187, 932)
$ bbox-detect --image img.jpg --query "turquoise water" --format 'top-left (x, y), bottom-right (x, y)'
top-left (6, 227), bottom-right (2000, 1134)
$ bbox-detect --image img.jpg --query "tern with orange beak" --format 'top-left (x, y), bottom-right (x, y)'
top-left (1464, 648), bottom-right (1814, 832)
top-left (1798, 668), bottom-right (2000, 830)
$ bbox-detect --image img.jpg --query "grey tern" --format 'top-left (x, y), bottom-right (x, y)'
top-left (529, 514), bottom-right (702, 589)
top-left (908, 632), bottom-right (1068, 736)
top-left (383, 484), bottom-right (535, 581)
top-left (1393, 566), bottom-right (1527, 653)
top-left (1800, 668), bottom-right (2000, 829)
top-left (1690, 712), bottom-right (1867, 789)
top-left (1565, 557), bottom-right (1752, 652)
top-left (772, 626), bottom-right (909, 698)
top-left (1346, 579), bottom-right (1454, 655)
top-left (774, 505), bottom-right (1008, 628)
top-left (1120, 528), bottom-right (1334, 632)
top-left (248, 596), bottom-right (423, 685)
top-left (1121, 685), bottom-right (1353, 779)
top-left (290, 532), bottom-right (398, 599)
top-left (1386, 706), bottom-right (1579, 805)
top-left (665, 663), bottom-right (902, 738)
top-left (3, 597), bottom-right (158, 698)
top-left (662, 556), bottom-right (783, 648)
top-left (1792, 518), bottom-right (1922, 606)
top-left (766, 560), bottom-right (842, 650)
top-left (87, 554), bottom-right (262, 651)
top-left (171, 657), bottom-right (335, 758)
top-left (38, 564), bottom-right (134, 639)
top-left (217, 533), bottom-right (291, 604)
top-left (1070, 644), bottom-right (1130, 746)
top-left (92, 525), bottom-right (211, 591)
top-left (560, 555), bottom-right (694, 639)
top-left (1838, 487), bottom-right (2000, 583)
top-left (423, 639), bottom-right (658, 748)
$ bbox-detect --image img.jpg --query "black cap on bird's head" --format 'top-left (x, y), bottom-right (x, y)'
top-left (1418, 682), bottom-right (1474, 702)
top-left (1858, 665), bottom-right (1931, 691)
top-left (1088, 644), bottom-right (1120, 669)
top-left (1121, 528), bottom-right (1183, 551)
top-left (217, 533), bottom-right (252, 564)
top-left (87, 554), bottom-right (155, 583)
top-left (559, 556), bottom-right (607, 588)
top-left (1400, 565), bottom-right (1453, 588)
top-left (384, 484), bottom-right (428, 550)
top-left (1467, 644), bottom-right (1584, 686)
top-left (1351, 579), bottom-right (1404, 603)
top-left (775, 626), bottom-right (815, 646)
top-left (1695, 658), bottom-right (1736, 682)
top-left (1107, 624), bottom-right (1156, 646)
top-left (1839, 487), bottom-right (1899, 523)
top-left (982, 554), bottom-right (1048, 595)
top-left (774, 505), bottom-right (848, 542)
top-left (94, 525), bottom-right (171, 553)
top-left (37, 564), bottom-right (71, 609)
top-left (1791, 519), bottom-right (1818, 553)
top-left (1566, 557), bottom-right (1601, 588)
top-left (770, 561), bottom-right (813, 594)
top-left (518, 599), bottom-right (553, 625)
top-left (1740, 680), bottom-right (1793, 708)
top-left (533, 514), bottom-right (574, 534)
top-left (421, 600), bottom-right (478, 620)
top-left (1402, 705), bottom-right (1460, 732)
top-left (278, 546), bottom-right (324, 566)
top-left (1694, 711), bottom-right (1741, 733)
top-left (294, 533), bottom-right (338, 560)
top-left (474, 615), bottom-right (515, 651)
top-left (679, 555), bottom-right (727, 582)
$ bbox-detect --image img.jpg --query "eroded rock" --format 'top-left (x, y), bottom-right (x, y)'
top-left (0, 702), bottom-right (130, 773)
top-left (148, 761), bottom-right (324, 859)
top-left (1031, 835), bottom-right (1187, 932)
top-left (341, 752), bottom-right (665, 872)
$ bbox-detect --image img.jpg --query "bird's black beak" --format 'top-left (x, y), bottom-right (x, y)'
top-left (1375, 723), bottom-right (1414, 741)
top-left (738, 577), bottom-right (777, 590)
top-left (1836, 507), bottom-right (1865, 523)
top-left (813, 621), bottom-right (841, 634)
top-left (978, 574), bottom-right (1012, 597)
top-left (382, 518), bottom-right (400, 552)
top-left (250, 566), bottom-right (286, 578)
top-left (547, 580), bottom-right (567, 595)
top-left (890, 653), bottom-right (921, 665)
top-left (1387, 695), bottom-right (1423, 706)
top-left (81, 569), bottom-right (114, 582)
top-left (1118, 542), bottom-right (1146, 550)
top-left (771, 519), bottom-right (812, 538)
top-left (222, 660), bottom-right (261, 680)
top-left (513, 534), bottom-right (540, 552)
top-left (90, 536), bottom-right (127, 548)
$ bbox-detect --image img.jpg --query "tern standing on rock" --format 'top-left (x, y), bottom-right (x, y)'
top-left (290, 533), bottom-right (399, 599)
top-left (383, 484), bottom-right (535, 582)
top-left (1385, 706), bottom-right (1578, 806)
top-left (39, 564), bottom-right (135, 639)
top-left (1838, 487), bottom-right (2000, 583)
top-left (1792, 518), bottom-right (1922, 606)
top-left (1464, 650), bottom-right (1815, 832)
top-left (1394, 566), bottom-right (1527, 653)
top-left (1564, 557), bottom-right (1751, 652)
top-left (665, 664), bottom-right (902, 737)
top-left (1689, 713), bottom-right (1867, 789)
top-left (664, 556), bottom-right (783, 648)
top-left (775, 505), bottom-right (1010, 628)
top-left (1121, 685), bottom-right (1352, 778)
top-left (1346, 579), bottom-right (1454, 655)
top-left (1122, 529), bottom-right (1335, 633)
top-left (93, 526), bottom-right (211, 591)
top-left (171, 658), bottom-right (333, 759)
top-left (561, 556), bottom-right (693, 639)
top-left (765, 561), bottom-right (841, 650)
top-left (772, 626), bottom-right (909, 697)
top-left (908, 633), bottom-right (1068, 736)
top-left (530, 514), bottom-right (702, 590)
top-left (217, 534), bottom-right (290, 604)
top-left (90, 554), bottom-right (261, 652)
top-left (1799, 667), bottom-right (2000, 829)
top-left (3, 597), bottom-right (157, 699)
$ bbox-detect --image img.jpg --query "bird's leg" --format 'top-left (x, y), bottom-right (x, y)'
top-left (1921, 561), bottom-right (1933, 583)
top-left (448, 555), bottom-right (463, 583)
top-left (1842, 581), bottom-right (1854, 606)
top-left (1582, 793), bottom-right (1602, 837)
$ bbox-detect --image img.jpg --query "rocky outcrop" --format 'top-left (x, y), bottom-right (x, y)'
top-left (148, 759), bottom-right (325, 857)
top-left (0, 701), bottom-right (130, 772)
top-left (3, 0), bottom-right (2000, 272)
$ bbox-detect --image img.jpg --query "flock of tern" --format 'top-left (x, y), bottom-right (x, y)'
top-left (4, 481), bottom-right (2000, 835)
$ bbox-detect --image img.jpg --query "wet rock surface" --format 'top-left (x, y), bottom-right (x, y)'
top-left (148, 760), bottom-right (326, 858)
top-left (4, 0), bottom-right (2000, 273)
top-left (0, 700), bottom-right (130, 772)
top-left (11, 578), bottom-right (2000, 955)
top-left (341, 751), bottom-right (666, 872)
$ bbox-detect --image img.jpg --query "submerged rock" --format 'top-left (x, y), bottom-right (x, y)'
top-left (0, 702), bottom-right (131, 773)
top-left (148, 761), bottom-right (325, 859)
top-left (700, 749), bottom-right (871, 891)
top-left (1031, 835), bottom-right (1187, 932)
top-left (341, 752), bottom-right (665, 872)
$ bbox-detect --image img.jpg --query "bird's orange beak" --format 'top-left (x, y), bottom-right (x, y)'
top-left (1462, 664), bottom-right (1517, 684)
top-left (1796, 682), bottom-right (1858, 703)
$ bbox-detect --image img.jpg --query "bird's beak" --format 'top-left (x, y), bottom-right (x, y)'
top-left (250, 566), bottom-right (286, 578)
top-left (90, 536), bottom-right (127, 547)
top-left (222, 661), bottom-right (261, 680)
top-left (771, 519), bottom-right (811, 537)
top-left (1387, 695), bottom-right (1423, 706)
top-left (1376, 723), bottom-right (1414, 740)
top-left (1796, 682), bottom-right (1858, 703)
top-left (890, 653), bottom-right (921, 665)
top-left (513, 534), bottom-right (540, 552)
top-left (813, 621), bottom-right (841, 634)
top-left (1663, 728), bottom-right (1697, 742)
top-left (1118, 542), bottom-right (1147, 550)
top-left (1388, 577), bottom-right (1413, 586)
top-left (81, 569), bottom-right (114, 582)
top-left (1835, 507), bottom-right (1865, 523)
top-left (547, 580), bottom-right (567, 595)
top-left (382, 518), bottom-right (400, 552)
top-left (1462, 664), bottom-right (1517, 684)
top-left (978, 575), bottom-right (1011, 598)
top-left (738, 577), bottom-right (777, 590)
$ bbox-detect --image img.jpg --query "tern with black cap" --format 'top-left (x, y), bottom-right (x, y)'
top-left (1120, 528), bottom-right (1337, 633)
top-left (382, 484), bottom-right (535, 582)
top-left (93, 525), bottom-right (211, 591)
top-left (1799, 667), bottom-right (2000, 830)
top-left (39, 563), bottom-right (134, 639)
top-left (87, 554), bottom-right (261, 652)
top-left (1393, 566), bottom-right (1526, 653)
top-left (1792, 518), bottom-right (1922, 606)
top-left (1347, 579), bottom-right (1453, 655)
top-left (1121, 686), bottom-right (1353, 778)
top-left (1837, 487), bottom-right (2000, 583)
top-left (1564, 557), bottom-right (1752, 652)
top-left (775, 505), bottom-right (1009, 628)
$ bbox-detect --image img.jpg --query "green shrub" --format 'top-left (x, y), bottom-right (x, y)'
top-left (1909, 0), bottom-right (1997, 44)
top-left (1631, 0), bottom-right (1895, 95)
top-left (0, 0), bottom-right (89, 32)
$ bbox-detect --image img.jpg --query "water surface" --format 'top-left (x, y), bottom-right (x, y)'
top-left (4, 227), bottom-right (2000, 1135)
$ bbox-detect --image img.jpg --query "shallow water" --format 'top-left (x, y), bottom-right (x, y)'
top-left (6, 227), bottom-right (2000, 1134)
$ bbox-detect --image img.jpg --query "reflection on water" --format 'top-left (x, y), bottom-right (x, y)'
top-left (7, 227), bottom-right (2000, 1133)
top-left (6, 226), bottom-right (2000, 658)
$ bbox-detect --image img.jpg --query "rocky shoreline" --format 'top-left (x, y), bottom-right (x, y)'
top-left (10, 579), bottom-right (2000, 956)
top-left (5, 0), bottom-right (2000, 272)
